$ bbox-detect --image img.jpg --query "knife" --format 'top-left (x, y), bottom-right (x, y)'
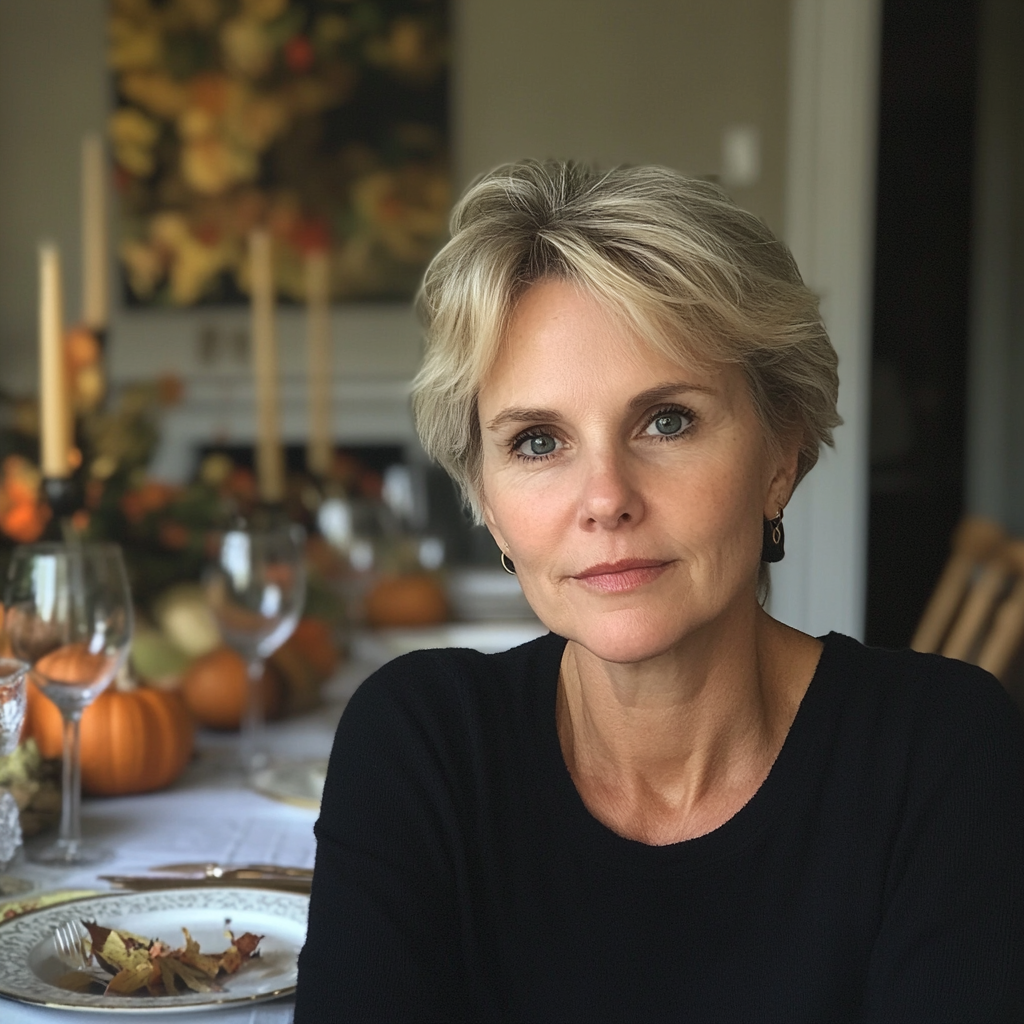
top-left (99, 873), bottom-right (312, 894)
top-left (149, 862), bottom-right (314, 879)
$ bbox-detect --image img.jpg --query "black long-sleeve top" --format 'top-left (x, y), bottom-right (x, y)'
top-left (295, 631), bottom-right (1024, 1022)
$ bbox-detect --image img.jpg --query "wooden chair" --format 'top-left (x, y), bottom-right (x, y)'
top-left (911, 516), bottom-right (1024, 683)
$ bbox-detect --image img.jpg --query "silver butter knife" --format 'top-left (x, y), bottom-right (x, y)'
top-left (99, 873), bottom-right (312, 893)
top-left (149, 862), bottom-right (314, 879)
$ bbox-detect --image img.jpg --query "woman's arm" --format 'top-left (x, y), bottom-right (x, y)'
top-left (294, 660), bottom-right (472, 1023)
top-left (862, 670), bottom-right (1024, 1021)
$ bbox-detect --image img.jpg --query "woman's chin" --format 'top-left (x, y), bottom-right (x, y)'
top-left (556, 609), bottom-right (698, 666)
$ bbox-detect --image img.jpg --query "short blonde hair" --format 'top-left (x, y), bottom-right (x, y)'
top-left (412, 160), bottom-right (840, 521)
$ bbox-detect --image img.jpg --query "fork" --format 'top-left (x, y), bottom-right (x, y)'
top-left (52, 920), bottom-right (94, 972)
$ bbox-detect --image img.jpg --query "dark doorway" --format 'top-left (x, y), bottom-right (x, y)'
top-left (866, 0), bottom-right (980, 647)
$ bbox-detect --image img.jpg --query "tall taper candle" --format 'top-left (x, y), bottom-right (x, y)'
top-left (81, 135), bottom-right (108, 332)
top-left (39, 244), bottom-right (69, 478)
top-left (305, 250), bottom-right (332, 477)
top-left (249, 230), bottom-right (285, 503)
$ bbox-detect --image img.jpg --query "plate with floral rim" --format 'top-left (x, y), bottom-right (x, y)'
top-left (0, 886), bottom-right (308, 1014)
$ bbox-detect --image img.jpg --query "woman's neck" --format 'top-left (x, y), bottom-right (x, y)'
top-left (556, 607), bottom-right (822, 845)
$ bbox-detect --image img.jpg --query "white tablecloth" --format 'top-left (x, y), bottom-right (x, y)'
top-left (0, 697), bottom-right (347, 1024)
top-left (0, 623), bottom-right (545, 1023)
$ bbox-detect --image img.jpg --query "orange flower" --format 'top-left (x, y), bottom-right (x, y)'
top-left (121, 481), bottom-right (179, 524)
top-left (139, 481), bottom-right (179, 511)
top-left (2, 456), bottom-right (41, 507)
top-left (225, 467), bottom-right (258, 502)
top-left (4, 476), bottom-right (36, 509)
top-left (158, 521), bottom-right (190, 550)
top-left (2, 502), bottom-right (49, 544)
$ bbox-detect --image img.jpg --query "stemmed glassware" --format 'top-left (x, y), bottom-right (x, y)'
top-left (4, 543), bottom-right (133, 865)
top-left (204, 522), bottom-right (306, 776)
top-left (0, 658), bottom-right (32, 892)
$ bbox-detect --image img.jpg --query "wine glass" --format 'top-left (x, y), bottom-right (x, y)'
top-left (0, 658), bottom-right (33, 893)
top-left (4, 543), bottom-right (133, 865)
top-left (204, 523), bottom-right (306, 775)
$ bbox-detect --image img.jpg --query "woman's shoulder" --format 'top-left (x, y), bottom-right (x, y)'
top-left (343, 630), bottom-right (566, 731)
top-left (325, 632), bottom-right (566, 805)
top-left (816, 631), bottom-right (1024, 757)
top-left (822, 630), bottom-right (1009, 695)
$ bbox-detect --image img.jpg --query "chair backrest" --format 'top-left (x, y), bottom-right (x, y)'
top-left (911, 517), bottom-right (1024, 682)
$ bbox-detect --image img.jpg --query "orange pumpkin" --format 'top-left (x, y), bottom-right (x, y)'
top-left (27, 680), bottom-right (194, 796)
top-left (35, 642), bottom-right (117, 686)
top-left (364, 574), bottom-right (449, 628)
top-left (285, 618), bottom-right (339, 681)
top-left (180, 647), bottom-right (283, 731)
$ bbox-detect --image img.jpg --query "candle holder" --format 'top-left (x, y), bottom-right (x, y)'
top-left (231, 501), bottom-right (290, 533)
top-left (41, 476), bottom-right (82, 542)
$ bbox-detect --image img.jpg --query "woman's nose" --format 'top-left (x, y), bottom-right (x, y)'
top-left (577, 450), bottom-right (644, 530)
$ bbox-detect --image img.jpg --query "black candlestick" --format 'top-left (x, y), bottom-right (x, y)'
top-left (230, 501), bottom-right (289, 533)
top-left (41, 476), bottom-right (82, 542)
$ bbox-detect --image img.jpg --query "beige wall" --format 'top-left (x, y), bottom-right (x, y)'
top-left (456, 0), bottom-right (789, 228)
top-left (0, 0), bottom-right (107, 391)
top-left (0, 0), bottom-right (790, 391)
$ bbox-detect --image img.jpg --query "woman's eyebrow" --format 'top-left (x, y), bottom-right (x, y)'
top-left (627, 381), bottom-right (718, 411)
top-left (484, 407), bottom-right (558, 432)
top-left (485, 383), bottom-right (717, 433)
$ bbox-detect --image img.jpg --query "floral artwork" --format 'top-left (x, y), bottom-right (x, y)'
top-left (109, 0), bottom-right (450, 306)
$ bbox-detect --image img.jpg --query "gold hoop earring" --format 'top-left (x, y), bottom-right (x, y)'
top-left (500, 552), bottom-right (516, 575)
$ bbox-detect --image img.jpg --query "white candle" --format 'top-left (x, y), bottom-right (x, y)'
top-left (39, 244), bottom-right (69, 479)
top-left (305, 250), bottom-right (332, 478)
top-left (249, 230), bottom-right (285, 504)
top-left (81, 135), bottom-right (108, 332)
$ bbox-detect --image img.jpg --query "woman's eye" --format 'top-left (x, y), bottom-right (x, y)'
top-left (645, 410), bottom-right (691, 437)
top-left (515, 434), bottom-right (558, 457)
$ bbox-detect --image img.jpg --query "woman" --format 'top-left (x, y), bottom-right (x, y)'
top-left (295, 161), bottom-right (1024, 1022)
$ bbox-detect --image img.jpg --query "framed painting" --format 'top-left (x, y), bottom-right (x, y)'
top-left (109, 0), bottom-right (450, 306)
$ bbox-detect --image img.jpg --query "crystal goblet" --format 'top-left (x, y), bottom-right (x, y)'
top-left (4, 543), bottom-right (132, 865)
top-left (0, 658), bottom-right (32, 893)
top-left (204, 524), bottom-right (306, 775)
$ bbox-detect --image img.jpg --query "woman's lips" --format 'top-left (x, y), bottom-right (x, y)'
top-left (572, 559), bottom-right (670, 593)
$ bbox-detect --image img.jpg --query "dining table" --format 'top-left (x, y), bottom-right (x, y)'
top-left (0, 661), bottom-right (357, 1024)
top-left (0, 619), bottom-right (546, 1024)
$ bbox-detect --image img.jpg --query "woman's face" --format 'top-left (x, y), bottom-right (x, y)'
top-left (477, 280), bottom-right (798, 665)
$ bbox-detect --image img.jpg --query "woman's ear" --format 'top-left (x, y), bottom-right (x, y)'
top-left (764, 434), bottom-right (801, 519)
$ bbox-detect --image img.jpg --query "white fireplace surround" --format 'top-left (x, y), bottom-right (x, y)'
top-left (147, 374), bottom-right (418, 483)
top-left (111, 303), bottom-right (424, 482)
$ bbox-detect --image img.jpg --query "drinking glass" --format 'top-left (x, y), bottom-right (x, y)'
top-left (204, 524), bottom-right (306, 775)
top-left (4, 543), bottom-right (133, 865)
top-left (0, 658), bottom-right (32, 893)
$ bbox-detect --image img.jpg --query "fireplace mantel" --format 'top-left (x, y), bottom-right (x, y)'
top-left (149, 373), bottom-right (417, 482)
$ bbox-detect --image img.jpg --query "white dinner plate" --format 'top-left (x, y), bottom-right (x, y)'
top-left (0, 886), bottom-right (308, 1014)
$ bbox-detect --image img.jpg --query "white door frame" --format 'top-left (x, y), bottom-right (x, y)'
top-left (770, 0), bottom-right (882, 641)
